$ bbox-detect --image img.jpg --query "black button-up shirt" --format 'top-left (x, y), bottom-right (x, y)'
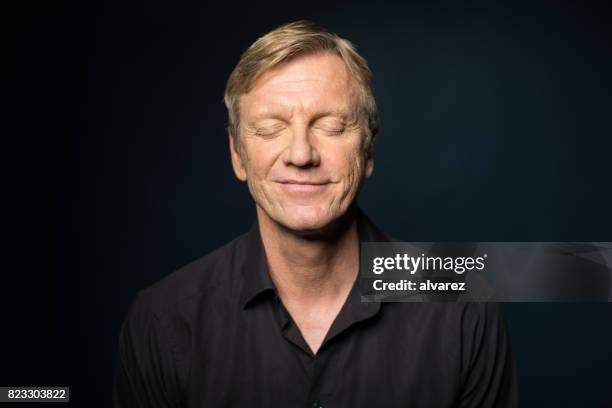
top-left (113, 212), bottom-right (518, 407)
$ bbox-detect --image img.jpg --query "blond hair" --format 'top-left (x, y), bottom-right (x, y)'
top-left (223, 20), bottom-right (378, 157)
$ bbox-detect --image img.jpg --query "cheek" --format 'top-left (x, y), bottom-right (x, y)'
top-left (322, 148), bottom-right (366, 205)
top-left (243, 142), bottom-right (279, 179)
top-left (327, 145), bottom-right (366, 181)
top-left (348, 154), bottom-right (366, 190)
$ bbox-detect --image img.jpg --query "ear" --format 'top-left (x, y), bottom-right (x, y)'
top-left (365, 130), bottom-right (377, 178)
top-left (229, 131), bottom-right (247, 181)
top-left (365, 157), bottom-right (374, 178)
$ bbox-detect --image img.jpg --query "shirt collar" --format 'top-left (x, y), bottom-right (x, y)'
top-left (239, 220), bottom-right (277, 309)
top-left (239, 208), bottom-right (391, 310)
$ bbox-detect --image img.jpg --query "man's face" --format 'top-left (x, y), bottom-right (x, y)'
top-left (230, 52), bottom-right (374, 233)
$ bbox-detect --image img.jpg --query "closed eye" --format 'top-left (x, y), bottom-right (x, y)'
top-left (316, 127), bottom-right (345, 136)
top-left (253, 125), bottom-right (285, 138)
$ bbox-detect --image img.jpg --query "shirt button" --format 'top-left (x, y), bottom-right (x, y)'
top-left (312, 401), bottom-right (323, 408)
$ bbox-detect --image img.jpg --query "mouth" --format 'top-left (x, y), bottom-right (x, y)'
top-left (275, 180), bottom-right (330, 193)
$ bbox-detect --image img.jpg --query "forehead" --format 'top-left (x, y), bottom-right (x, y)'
top-left (240, 52), bottom-right (358, 120)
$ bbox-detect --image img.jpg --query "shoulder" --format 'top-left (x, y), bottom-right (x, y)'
top-left (385, 302), bottom-right (507, 346)
top-left (432, 302), bottom-right (506, 334)
top-left (460, 302), bottom-right (506, 331)
top-left (128, 232), bottom-right (249, 320)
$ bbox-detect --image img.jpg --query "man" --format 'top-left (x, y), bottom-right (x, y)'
top-left (114, 21), bottom-right (517, 407)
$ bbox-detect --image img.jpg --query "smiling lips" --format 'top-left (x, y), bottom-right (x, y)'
top-left (276, 179), bottom-right (330, 193)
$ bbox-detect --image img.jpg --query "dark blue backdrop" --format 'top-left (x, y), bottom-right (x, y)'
top-left (10, 0), bottom-right (612, 406)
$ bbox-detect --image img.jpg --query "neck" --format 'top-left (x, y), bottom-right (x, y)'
top-left (257, 206), bottom-right (360, 303)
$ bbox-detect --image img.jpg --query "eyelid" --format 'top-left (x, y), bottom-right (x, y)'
top-left (321, 126), bottom-right (345, 132)
top-left (253, 124), bottom-right (285, 137)
top-left (314, 121), bottom-right (347, 132)
top-left (313, 127), bottom-right (346, 136)
top-left (314, 118), bottom-right (347, 129)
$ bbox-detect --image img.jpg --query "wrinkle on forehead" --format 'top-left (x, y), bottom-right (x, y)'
top-left (240, 53), bottom-right (361, 124)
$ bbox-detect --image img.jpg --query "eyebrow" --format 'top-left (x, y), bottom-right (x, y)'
top-left (310, 110), bottom-right (351, 121)
top-left (249, 109), bottom-right (357, 125)
top-left (310, 110), bottom-right (361, 128)
top-left (248, 113), bottom-right (289, 123)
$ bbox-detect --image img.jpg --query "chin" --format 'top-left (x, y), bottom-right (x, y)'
top-left (277, 205), bottom-right (339, 234)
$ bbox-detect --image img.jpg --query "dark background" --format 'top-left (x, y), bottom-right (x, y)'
top-left (9, 0), bottom-right (612, 406)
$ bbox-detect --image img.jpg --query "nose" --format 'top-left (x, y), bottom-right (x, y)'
top-left (282, 124), bottom-right (320, 168)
